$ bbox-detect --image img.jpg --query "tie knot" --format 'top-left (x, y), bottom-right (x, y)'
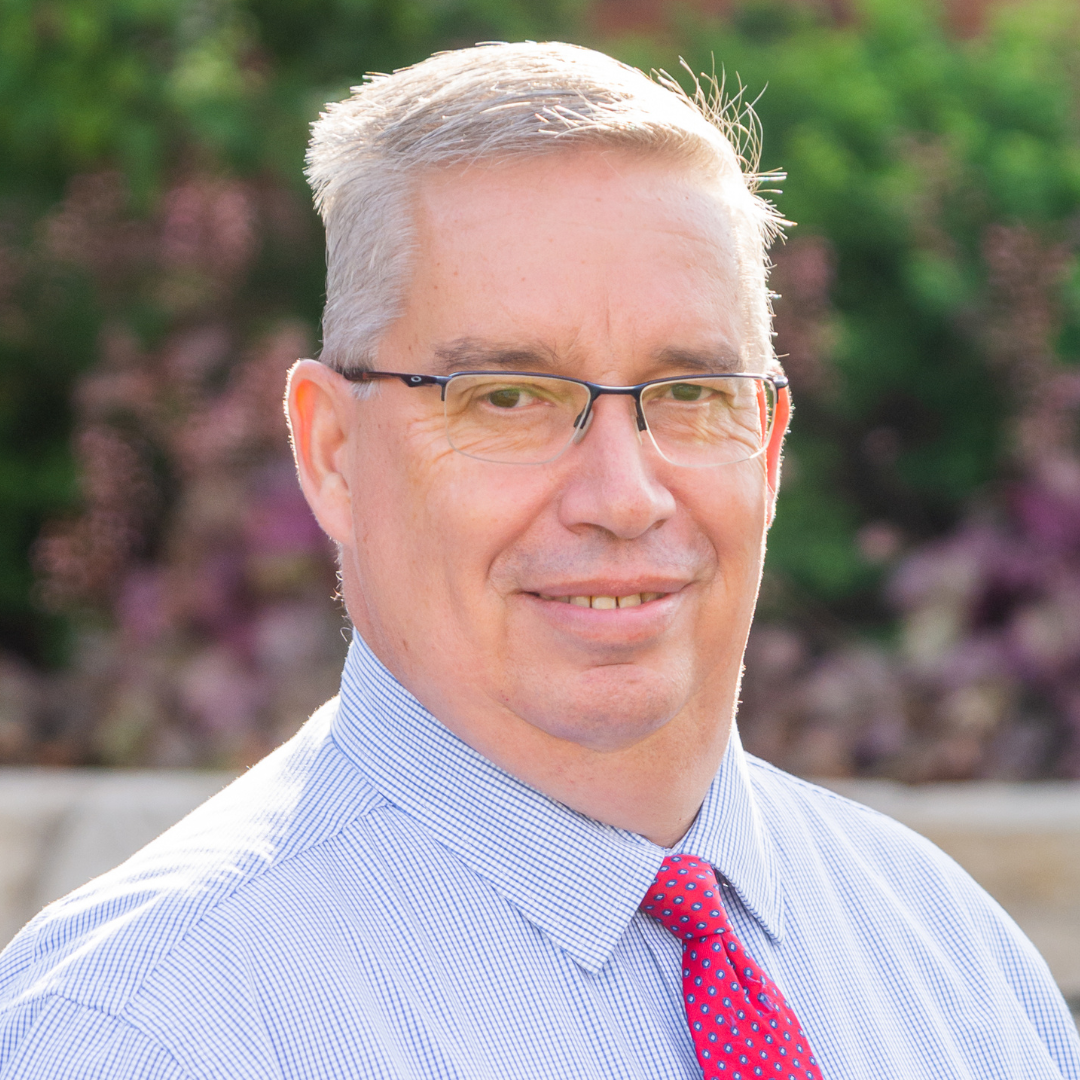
top-left (641, 854), bottom-right (732, 941)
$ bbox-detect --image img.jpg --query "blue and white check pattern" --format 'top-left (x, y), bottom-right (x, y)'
top-left (0, 633), bottom-right (1076, 1079)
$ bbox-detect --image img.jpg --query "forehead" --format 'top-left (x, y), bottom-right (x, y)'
top-left (387, 150), bottom-right (746, 376)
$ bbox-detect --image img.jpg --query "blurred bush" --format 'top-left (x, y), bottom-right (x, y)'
top-left (2, 0), bottom-right (1080, 777)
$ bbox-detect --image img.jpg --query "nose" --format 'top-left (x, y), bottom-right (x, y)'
top-left (557, 393), bottom-right (677, 540)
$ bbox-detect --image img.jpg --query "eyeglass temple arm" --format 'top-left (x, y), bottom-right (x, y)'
top-left (337, 369), bottom-right (449, 389)
top-left (339, 367), bottom-right (787, 387)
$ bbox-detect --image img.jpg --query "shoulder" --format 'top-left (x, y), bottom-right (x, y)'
top-left (744, 751), bottom-right (961, 868)
top-left (741, 753), bottom-right (1015, 918)
top-left (0, 995), bottom-right (194, 1079)
top-left (743, 755), bottom-right (1073, 1014)
top-left (0, 698), bottom-right (383, 1022)
top-left (741, 754), bottom-right (1033, 949)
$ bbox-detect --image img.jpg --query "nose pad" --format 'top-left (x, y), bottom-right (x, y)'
top-left (572, 398), bottom-right (644, 446)
top-left (572, 406), bottom-right (594, 443)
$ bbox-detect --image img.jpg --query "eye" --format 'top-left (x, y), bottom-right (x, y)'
top-left (669, 382), bottom-right (704, 402)
top-left (485, 387), bottom-right (530, 409)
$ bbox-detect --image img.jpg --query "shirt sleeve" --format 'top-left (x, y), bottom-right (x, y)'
top-left (0, 995), bottom-right (192, 1080)
top-left (973, 893), bottom-right (1080, 1078)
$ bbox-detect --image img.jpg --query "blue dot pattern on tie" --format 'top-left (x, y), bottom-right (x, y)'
top-left (642, 854), bottom-right (824, 1080)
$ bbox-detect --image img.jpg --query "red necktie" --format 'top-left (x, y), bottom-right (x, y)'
top-left (642, 854), bottom-right (824, 1080)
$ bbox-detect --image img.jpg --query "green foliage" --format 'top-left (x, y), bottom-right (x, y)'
top-left (0, 0), bottom-right (584, 198)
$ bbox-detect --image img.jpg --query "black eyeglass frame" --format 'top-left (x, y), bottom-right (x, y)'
top-left (338, 368), bottom-right (790, 464)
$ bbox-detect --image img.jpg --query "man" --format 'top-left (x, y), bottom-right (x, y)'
top-left (0, 41), bottom-right (1076, 1080)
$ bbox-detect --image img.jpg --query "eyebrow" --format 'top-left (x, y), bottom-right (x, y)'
top-left (432, 340), bottom-right (558, 374)
top-left (653, 347), bottom-right (743, 374)
top-left (430, 339), bottom-right (744, 377)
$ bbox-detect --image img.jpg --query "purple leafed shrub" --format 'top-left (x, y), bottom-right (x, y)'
top-left (740, 228), bottom-right (1080, 780)
top-left (10, 172), bottom-right (346, 767)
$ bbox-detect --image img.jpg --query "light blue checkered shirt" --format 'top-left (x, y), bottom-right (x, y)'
top-left (0, 634), bottom-right (1076, 1079)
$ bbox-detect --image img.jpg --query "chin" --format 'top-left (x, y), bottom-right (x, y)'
top-left (512, 663), bottom-right (687, 753)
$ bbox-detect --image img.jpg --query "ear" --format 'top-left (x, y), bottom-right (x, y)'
top-left (764, 381), bottom-right (791, 527)
top-left (285, 359), bottom-right (356, 545)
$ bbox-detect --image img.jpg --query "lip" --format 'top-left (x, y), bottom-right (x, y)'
top-left (521, 578), bottom-right (691, 600)
top-left (518, 584), bottom-right (688, 643)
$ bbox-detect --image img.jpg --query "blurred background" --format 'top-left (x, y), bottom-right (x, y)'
top-left (2, 0), bottom-right (1080, 785)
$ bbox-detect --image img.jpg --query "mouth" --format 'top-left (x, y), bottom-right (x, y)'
top-left (534, 592), bottom-right (669, 609)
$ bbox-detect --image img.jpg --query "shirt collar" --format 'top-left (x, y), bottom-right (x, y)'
top-left (679, 725), bottom-right (786, 942)
top-left (331, 634), bottom-right (784, 973)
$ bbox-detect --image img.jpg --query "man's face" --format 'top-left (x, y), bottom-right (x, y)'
top-left (322, 150), bottom-right (781, 755)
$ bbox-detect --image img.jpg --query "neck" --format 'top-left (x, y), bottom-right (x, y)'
top-left (480, 711), bottom-right (734, 846)
top-left (360, 642), bottom-right (735, 847)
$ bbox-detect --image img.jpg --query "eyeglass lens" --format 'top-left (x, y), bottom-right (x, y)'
top-left (443, 374), bottom-right (775, 466)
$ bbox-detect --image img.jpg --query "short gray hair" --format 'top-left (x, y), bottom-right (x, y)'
top-left (305, 41), bottom-right (785, 374)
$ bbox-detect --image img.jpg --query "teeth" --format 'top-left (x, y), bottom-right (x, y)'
top-left (541, 592), bottom-right (667, 607)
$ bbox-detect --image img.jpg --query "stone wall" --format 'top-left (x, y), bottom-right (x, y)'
top-left (0, 770), bottom-right (231, 945)
top-left (0, 769), bottom-right (1076, 1027)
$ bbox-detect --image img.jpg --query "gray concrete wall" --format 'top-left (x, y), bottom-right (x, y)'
top-left (0, 769), bottom-right (1076, 1024)
top-left (0, 769), bottom-right (232, 946)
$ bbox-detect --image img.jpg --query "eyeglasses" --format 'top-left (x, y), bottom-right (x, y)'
top-left (340, 369), bottom-right (788, 467)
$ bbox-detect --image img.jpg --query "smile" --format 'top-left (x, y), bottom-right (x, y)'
top-left (536, 592), bottom-right (669, 608)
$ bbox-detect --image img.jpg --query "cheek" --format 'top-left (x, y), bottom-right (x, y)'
top-left (684, 463), bottom-right (770, 575)
top-left (348, 411), bottom-right (450, 569)
top-left (423, 467), bottom-right (557, 591)
top-left (367, 413), bottom-right (557, 603)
